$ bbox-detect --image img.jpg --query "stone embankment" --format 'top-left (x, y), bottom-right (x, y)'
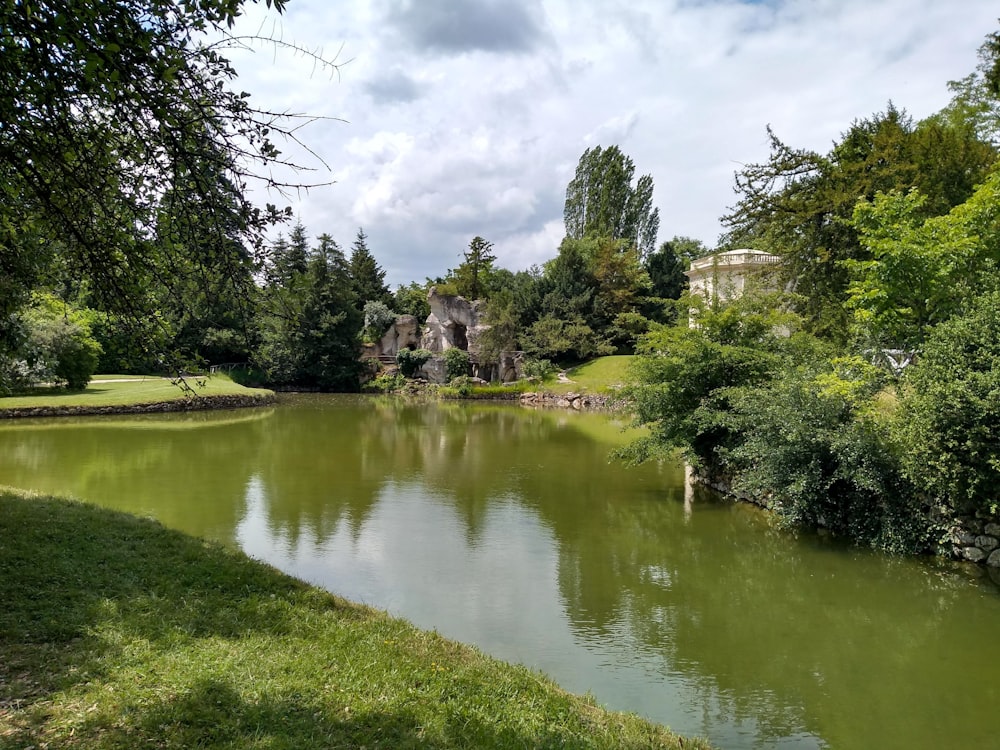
top-left (519, 391), bottom-right (624, 411)
top-left (0, 393), bottom-right (275, 419)
top-left (945, 517), bottom-right (1000, 567)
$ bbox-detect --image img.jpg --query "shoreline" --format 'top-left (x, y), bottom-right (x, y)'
top-left (0, 392), bottom-right (276, 420)
top-left (0, 490), bottom-right (708, 750)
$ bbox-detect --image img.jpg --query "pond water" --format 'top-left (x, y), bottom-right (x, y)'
top-left (1, 394), bottom-right (998, 748)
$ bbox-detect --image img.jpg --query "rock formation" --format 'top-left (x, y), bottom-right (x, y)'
top-left (420, 287), bottom-right (489, 354)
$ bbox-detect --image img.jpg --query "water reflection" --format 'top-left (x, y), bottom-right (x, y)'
top-left (1, 395), bottom-right (998, 749)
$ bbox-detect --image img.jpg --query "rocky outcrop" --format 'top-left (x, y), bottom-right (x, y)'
top-left (421, 287), bottom-right (488, 354)
top-left (378, 315), bottom-right (421, 357)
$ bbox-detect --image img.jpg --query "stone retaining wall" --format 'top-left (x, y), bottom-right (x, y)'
top-left (944, 517), bottom-right (1000, 567)
top-left (518, 391), bottom-right (625, 411)
top-left (0, 393), bottom-right (276, 419)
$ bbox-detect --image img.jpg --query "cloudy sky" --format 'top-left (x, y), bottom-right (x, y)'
top-left (222, 0), bottom-right (999, 287)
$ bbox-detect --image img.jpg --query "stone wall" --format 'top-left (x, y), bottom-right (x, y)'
top-left (518, 391), bottom-right (622, 410)
top-left (944, 517), bottom-right (1000, 567)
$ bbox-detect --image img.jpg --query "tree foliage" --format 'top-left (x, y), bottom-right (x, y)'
top-left (895, 292), bottom-right (1000, 517)
top-left (349, 228), bottom-right (393, 307)
top-left (0, 0), bottom-right (333, 365)
top-left (448, 236), bottom-right (497, 300)
top-left (564, 145), bottom-right (660, 257)
top-left (18, 294), bottom-right (102, 390)
top-left (721, 105), bottom-right (996, 340)
top-left (847, 168), bottom-right (1000, 354)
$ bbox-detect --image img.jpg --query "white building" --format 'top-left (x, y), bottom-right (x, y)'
top-left (685, 249), bottom-right (781, 304)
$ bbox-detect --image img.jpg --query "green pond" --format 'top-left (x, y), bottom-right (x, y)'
top-left (1, 394), bottom-right (998, 748)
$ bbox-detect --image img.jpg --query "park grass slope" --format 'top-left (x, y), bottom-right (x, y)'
top-left (0, 375), bottom-right (274, 418)
top-left (0, 490), bottom-right (710, 749)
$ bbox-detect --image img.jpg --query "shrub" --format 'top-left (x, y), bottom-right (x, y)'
top-left (363, 300), bottom-right (396, 343)
top-left (729, 365), bottom-right (929, 554)
top-left (442, 347), bottom-right (470, 381)
top-left (895, 292), bottom-right (1000, 518)
top-left (363, 372), bottom-right (407, 393)
top-left (396, 348), bottom-right (432, 378)
top-left (521, 357), bottom-right (555, 380)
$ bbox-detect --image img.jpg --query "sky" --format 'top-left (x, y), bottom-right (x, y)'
top-left (220, 0), bottom-right (1000, 288)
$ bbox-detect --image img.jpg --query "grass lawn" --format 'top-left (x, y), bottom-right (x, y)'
top-left (0, 490), bottom-right (710, 750)
top-left (546, 355), bottom-right (636, 395)
top-left (0, 374), bottom-right (271, 411)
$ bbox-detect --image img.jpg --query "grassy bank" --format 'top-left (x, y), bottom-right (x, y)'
top-left (0, 491), bottom-right (709, 749)
top-left (0, 374), bottom-right (273, 414)
top-left (547, 356), bottom-right (634, 395)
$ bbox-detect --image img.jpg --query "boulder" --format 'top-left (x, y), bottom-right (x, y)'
top-left (961, 546), bottom-right (987, 563)
top-left (975, 535), bottom-right (999, 553)
top-left (378, 315), bottom-right (420, 357)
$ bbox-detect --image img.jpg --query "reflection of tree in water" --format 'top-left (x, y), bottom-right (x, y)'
top-left (545, 477), bottom-right (1000, 748)
top-left (252, 397), bottom-right (580, 546)
top-left (0, 410), bottom-right (272, 543)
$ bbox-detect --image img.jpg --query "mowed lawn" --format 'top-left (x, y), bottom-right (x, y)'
top-left (548, 355), bottom-right (635, 394)
top-left (0, 375), bottom-right (271, 411)
top-left (0, 491), bottom-right (709, 750)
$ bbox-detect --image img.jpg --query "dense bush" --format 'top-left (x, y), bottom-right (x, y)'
top-left (396, 348), bottom-right (432, 377)
top-left (443, 347), bottom-right (470, 381)
top-left (895, 293), bottom-right (1000, 518)
top-left (521, 357), bottom-right (556, 380)
top-left (21, 295), bottom-right (102, 390)
top-left (730, 362), bottom-right (930, 553)
top-left (362, 372), bottom-right (407, 393)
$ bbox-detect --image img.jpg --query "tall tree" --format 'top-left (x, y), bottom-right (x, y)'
top-left (298, 234), bottom-right (363, 390)
top-left (348, 228), bottom-right (393, 307)
top-left (564, 145), bottom-right (660, 257)
top-left (452, 236), bottom-right (497, 299)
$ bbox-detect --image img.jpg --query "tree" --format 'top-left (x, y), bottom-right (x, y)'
top-left (451, 236), bottom-right (497, 299)
top-left (0, 0), bottom-right (330, 365)
top-left (564, 145), bottom-right (660, 257)
top-left (847, 169), bottom-right (1000, 356)
top-left (721, 105), bottom-right (996, 340)
top-left (362, 300), bottom-right (396, 343)
top-left (348, 228), bottom-right (393, 307)
top-left (19, 294), bottom-right (102, 390)
top-left (642, 237), bottom-right (706, 323)
top-left (297, 234), bottom-right (363, 390)
top-left (393, 281), bottom-right (431, 320)
top-left (621, 291), bottom-right (805, 471)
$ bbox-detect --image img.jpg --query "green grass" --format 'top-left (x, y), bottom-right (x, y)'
top-left (547, 355), bottom-right (636, 395)
top-left (0, 490), bottom-right (710, 750)
top-left (0, 374), bottom-right (272, 410)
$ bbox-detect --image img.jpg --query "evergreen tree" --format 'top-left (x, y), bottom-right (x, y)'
top-left (348, 228), bottom-right (393, 307)
top-left (299, 235), bottom-right (363, 390)
top-left (451, 236), bottom-right (497, 300)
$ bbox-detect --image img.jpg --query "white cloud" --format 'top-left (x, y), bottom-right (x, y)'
top-left (223, 0), bottom-right (1000, 287)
